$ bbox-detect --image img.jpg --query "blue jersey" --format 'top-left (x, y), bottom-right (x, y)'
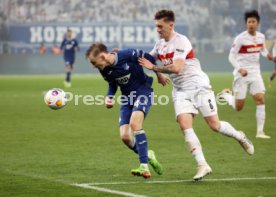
top-left (99, 49), bottom-right (156, 126)
top-left (99, 49), bottom-right (156, 97)
top-left (60, 38), bottom-right (79, 63)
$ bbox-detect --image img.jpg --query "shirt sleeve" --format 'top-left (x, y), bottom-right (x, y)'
top-left (74, 39), bottom-right (79, 50)
top-left (100, 72), bottom-right (118, 98)
top-left (149, 43), bottom-right (158, 59)
top-left (129, 49), bottom-right (156, 65)
top-left (260, 35), bottom-right (269, 57)
top-left (172, 36), bottom-right (193, 61)
top-left (60, 39), bottom-right (65, 50)
top-left (229, 36), bottom-right (242, 70)
top-left (106, 81), bottom-right (118, 98)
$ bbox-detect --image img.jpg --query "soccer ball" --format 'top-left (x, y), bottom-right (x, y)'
top-left (44, 88), bottom-right (67, 110)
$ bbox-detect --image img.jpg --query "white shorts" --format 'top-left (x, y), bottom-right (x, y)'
top-left (233, 74), bottom-right (265, 100)
top-left (172, 88), bottom-right (217, 118)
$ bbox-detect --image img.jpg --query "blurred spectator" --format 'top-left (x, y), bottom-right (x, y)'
top-left (51, 43), bottom-right (62, 54)
top-left (0, 0), bottom-right (275, 53)
top-left (38, 42), bottom-right (47, 54)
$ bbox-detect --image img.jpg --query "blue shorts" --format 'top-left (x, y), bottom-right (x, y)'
top-left (64, 59), bottom-right (75, 66)
top-left (119, 92), bottom-right (153, 126)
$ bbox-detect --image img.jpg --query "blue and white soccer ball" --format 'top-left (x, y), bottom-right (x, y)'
top-left (44, 88), bottom-right (67, 110)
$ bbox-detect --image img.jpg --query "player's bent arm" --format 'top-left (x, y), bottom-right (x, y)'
top-left (139, 57), bottom-right (183, 75)
top-left (152, 59), bottom-right (183, 74)
top-left (106, 81), bottom-right (118, 99)
top-left (228, 50), bottom-right (241, 71)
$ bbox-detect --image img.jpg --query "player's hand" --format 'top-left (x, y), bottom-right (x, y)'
top-left (138, 57), bottom-right (154, 70)
top-left (238, 68), bottom-right (248, 77)
top-left (105, 97), bottom-right (114, 109)
top-left (112, 48), bottom-right (119, 52)
top-left (156, 72), bottom-right (170, 86)
top-left (267, 54), bottom-right (273, 61)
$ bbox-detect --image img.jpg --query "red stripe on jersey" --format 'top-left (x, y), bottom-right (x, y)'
top-left (186, 50), bottom-right (194, 59)
top-left (157, 50), bottom-right (195, 61)
top-left (238, 44), bottom-right (263, 54)
top-left (157, 52), bottom-right (174, 61)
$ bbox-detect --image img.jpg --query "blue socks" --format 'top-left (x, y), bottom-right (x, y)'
top-left (134, 129), bottom-right (148, 164)
top-left (66, 72), bottom-right (71, 82)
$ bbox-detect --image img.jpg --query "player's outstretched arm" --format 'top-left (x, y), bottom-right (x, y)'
top-left (138, 57), bottom-right (183, 75)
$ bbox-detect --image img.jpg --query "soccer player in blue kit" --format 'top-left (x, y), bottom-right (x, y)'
top-left (60, 29), bottom-right (79, 88)
top-left (85, 42), bottom-right (168, 178)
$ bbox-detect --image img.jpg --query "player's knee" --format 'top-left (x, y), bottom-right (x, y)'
top-left (129, 121), bottom-right (141, 131)
top-left (255, 96), bottom-right (265, 105)
top-left (178, 121), bottom-right (191, 131)
top-left (235, 104), bottom-right (244, 111)
top-left (120, 133), bottom-right (131, 144)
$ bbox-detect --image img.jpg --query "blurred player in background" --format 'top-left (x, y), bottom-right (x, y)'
top-left (219, 10), bottom-right (274, 139)
top-left (86, 42), bottom-right (167, 179)
top-left (269, 40), bottom-right (276, 86)
top-left (60, 29), bottom-right (79, 88)
top-left (139, 9), bottom-right (254, 181)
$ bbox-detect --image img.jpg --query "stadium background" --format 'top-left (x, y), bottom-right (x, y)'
top-left (0, 0), bottom-right (275, 74)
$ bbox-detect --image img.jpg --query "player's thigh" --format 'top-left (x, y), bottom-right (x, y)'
top-left (177, 113), bottom-right (194, 131)
top-left (130, 94), bottom-right (152, 130)
top-left (119, 104), bottom-right (132, 126)
top-left (129, 111), bottom-right (145, 131)
top-left (65, 60), bottom-right (74, 71)
top-left (172, 90), bottom-right (198, 118)
top-left (197, 91), bottom-right (217, 118)
top-left (249, 75), bottom-right (265, 98)
top-left (233, 77), bottom-right (248, 100)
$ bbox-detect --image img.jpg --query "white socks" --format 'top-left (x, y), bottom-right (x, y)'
top-left (256, 105), bottom-right (265, 135)
top-left (223, 92), bottom-right (236, 110)
top-left (218, 121), bottom-right (242, 141)
top-left (184, 128), bottom-right (207, 166)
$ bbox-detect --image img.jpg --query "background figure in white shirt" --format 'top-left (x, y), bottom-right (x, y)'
top-left (139, 9), bottom-right (254, 181)
top-left (269, 40), bottom-right (276, 85)
top-left (220, 10), bottom-right (274, 139)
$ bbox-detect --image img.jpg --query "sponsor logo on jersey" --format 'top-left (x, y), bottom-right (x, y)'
top-left (239, 44), bottom-right (263, 54)
top-left (176, 48), bottom-right (185, 53)
top-left (115, 73), bottom-right (131, 85)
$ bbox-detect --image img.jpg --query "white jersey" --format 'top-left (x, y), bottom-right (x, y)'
top-left (229, 31), bottom-right (269, 76)
top-left (150, 32), bottom-right (211, 90)
top-left (272, 40), bottom-right (276, 57)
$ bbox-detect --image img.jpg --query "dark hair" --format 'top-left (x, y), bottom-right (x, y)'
top-left (67, 29), bottom-right (72, 32)
top-left (154, 9), bottom-right (175, 22)
top-left (244, 10), bottom-right (260, 22)
top-left (85, 42), bottom-right (108, 58)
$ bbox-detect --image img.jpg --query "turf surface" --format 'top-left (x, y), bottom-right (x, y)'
top-left (0, 73), bottom-right (276, 196)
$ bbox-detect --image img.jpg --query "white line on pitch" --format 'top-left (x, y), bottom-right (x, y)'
top-left (78, 176), bottom-right (276, 186)
top-left (72, 183), bottom-right (147, 197)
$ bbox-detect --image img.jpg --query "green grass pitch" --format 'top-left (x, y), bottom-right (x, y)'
top-left (0, 73), bottom-right (276, 197)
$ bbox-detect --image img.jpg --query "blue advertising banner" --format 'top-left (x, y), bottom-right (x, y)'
top-left (5, 22), bottom-right (188, 53)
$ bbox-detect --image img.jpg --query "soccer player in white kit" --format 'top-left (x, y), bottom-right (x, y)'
top-left (219, 10), bottom-right (274, 139)
top-left (138, 9), bottom-right (254, 181)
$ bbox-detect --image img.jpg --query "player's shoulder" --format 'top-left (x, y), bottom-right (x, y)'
top-left (117, 48), bottom-right (135, 56)
top-left (256, 31), bottom-right (265, 38)
top-left (236, 31), bottom-right (248, 39)
top-left (175, 32), bottom-right (188, 40)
